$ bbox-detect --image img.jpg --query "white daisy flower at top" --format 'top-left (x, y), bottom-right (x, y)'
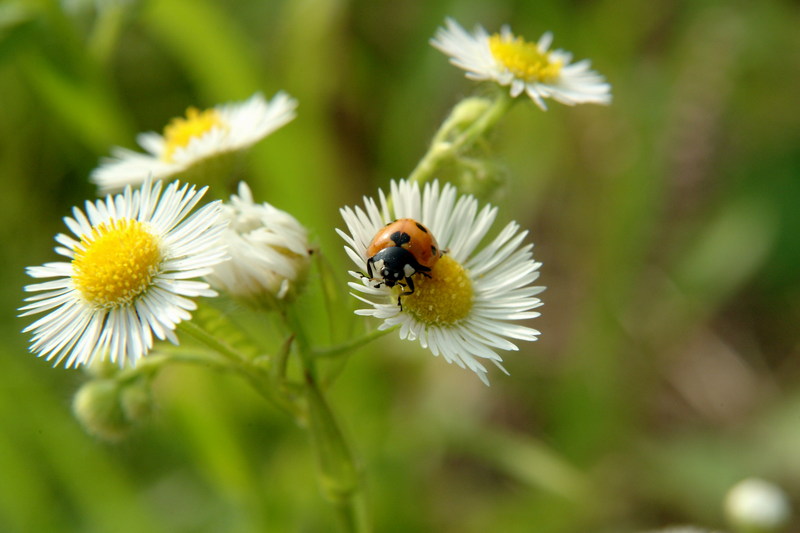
top-left (91, 92), bottom-right (297, 193)
top-left (431, 18), bottom-right (611, 110)
top-left (338, 179), bottom-right (544, 385)
top-left (206, 181), bottom-right (311, 304)
top-left (19, 179), bottom-right (229, 368)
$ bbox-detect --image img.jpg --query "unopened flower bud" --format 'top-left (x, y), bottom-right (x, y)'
top-left (725, 478), bottom-right (791, 533)
top-left (207, 182), bottom-right (311, 307)
top-left (446, 96), bottom-right (493, 131)
top-left (72, 378), bottom-right (152, 441)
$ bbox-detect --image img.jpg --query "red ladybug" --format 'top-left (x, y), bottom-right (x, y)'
top-left (365, 218), bottom-right (443, 305)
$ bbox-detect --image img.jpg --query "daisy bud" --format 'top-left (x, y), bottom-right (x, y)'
top-left (725, 478), bottom-right (791, 533)
top-left (445, 96), bottom-right (493, 134)
top-left (207, 182), bottom-right (311, 307)
top-left (72, 378), bottom-right (153, 441)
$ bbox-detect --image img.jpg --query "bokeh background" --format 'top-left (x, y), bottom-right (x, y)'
top-left (2, 0), bottom-right (800, 531)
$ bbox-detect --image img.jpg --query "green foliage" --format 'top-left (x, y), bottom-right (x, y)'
top-left (2, 1), bottom-right (800, 532)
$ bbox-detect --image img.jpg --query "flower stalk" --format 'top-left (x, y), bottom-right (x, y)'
top-left (407, 91), bottom-right (514, 185)
top-left (280, 304), bottom-right (367, 532)
top-left (304, 370), bottom-right (366, 533)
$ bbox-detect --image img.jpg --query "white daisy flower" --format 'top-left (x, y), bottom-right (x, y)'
top-left (338, 179), bottom-right (544, 385)
top-left (206, 181), bottom-right (311, 304)
top-left (90, 92), bottom-right (297, 193)
top-left (431, 18), bottom-right (611, 110)
top-left (19, 179), bottom-right (229, 368)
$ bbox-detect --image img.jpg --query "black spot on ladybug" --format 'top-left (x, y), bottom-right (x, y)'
top-left (390, 231), bottom-right (411, 247)
top-left (415, 222), bottom-right (428, 233)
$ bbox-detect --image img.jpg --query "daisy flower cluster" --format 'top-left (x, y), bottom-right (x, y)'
top-left (431, 18), bottom-right (611, 109)
top-left (20, 87), bottom-right (306, 373)
top-left (19, 17), bottom-right (611, 391)
top-left (15, 15), bottom-right (619, 526)
top-left (338, 180), bottom-right (544, 385)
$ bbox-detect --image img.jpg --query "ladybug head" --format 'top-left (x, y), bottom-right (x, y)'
top-left (369, 246), bottom-right (418, 287)
top-left (379, 265), bottom-right (405, 287)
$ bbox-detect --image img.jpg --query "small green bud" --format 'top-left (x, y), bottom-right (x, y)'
top-left (72, 378), bottom-right (152, 442)
top-left (456, 157), bottom-right (507, 200)
top-left (120, 379), bottom-right (154, 422)
top-left (440, 97), bottom-right (493, 139)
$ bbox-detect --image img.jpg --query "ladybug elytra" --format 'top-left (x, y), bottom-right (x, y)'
top-left (364, 218), bottom-right (443, 306)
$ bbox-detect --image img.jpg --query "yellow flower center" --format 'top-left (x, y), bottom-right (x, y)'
top-left (161, 107), bottom-right (225, 162)
top-left (72, 219), bottom-right (163, 308)
top-left (401, 255), bottom-right (473, 326)
top-left (488, 34), bottom-right (562, 83)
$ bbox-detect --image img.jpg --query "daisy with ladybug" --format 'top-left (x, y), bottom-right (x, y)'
top-left (338, 180), bottom-right (543, 385)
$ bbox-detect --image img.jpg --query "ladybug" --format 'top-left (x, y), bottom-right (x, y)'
top-left (365, 218), bottom-right (443, 306)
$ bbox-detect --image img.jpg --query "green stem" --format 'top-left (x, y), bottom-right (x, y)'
top-left (114, 351), bottom-right (233, 385)
top-left (451, 91), bottom-right (514, 152)
top-left (285, 307), bottom-right (367, 532)
top-left (407, 92), bottom-right (514, 184)
top-left (315, 326), bottom-right (399, 387)
top-left (177, 320), bottom-right (249, 364)
top-left (304, 371), bottom-right (365, 533)
top-left (312, 326), bottom-right (397, 359)
top-left (314, 249), bottom-right (347, 344)
top-left (179, 306), bottom-right (370, 530)
top-left (406, 138), bottom-right (448, 185)
top-left (177, 321), bottom-right (303, 417)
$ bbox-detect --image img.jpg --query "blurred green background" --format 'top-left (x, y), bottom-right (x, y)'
top-left (2, 0), bottom-right (800, 531)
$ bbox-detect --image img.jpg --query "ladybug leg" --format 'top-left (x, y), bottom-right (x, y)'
top-left (394, 277), bottom-right (416, 309)
top-left (363, 258), bottom-right (383, 288)
top-left (404, 276), bottom-right (416, 295)
top-left (414, 263), bottom-right (432, 280)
